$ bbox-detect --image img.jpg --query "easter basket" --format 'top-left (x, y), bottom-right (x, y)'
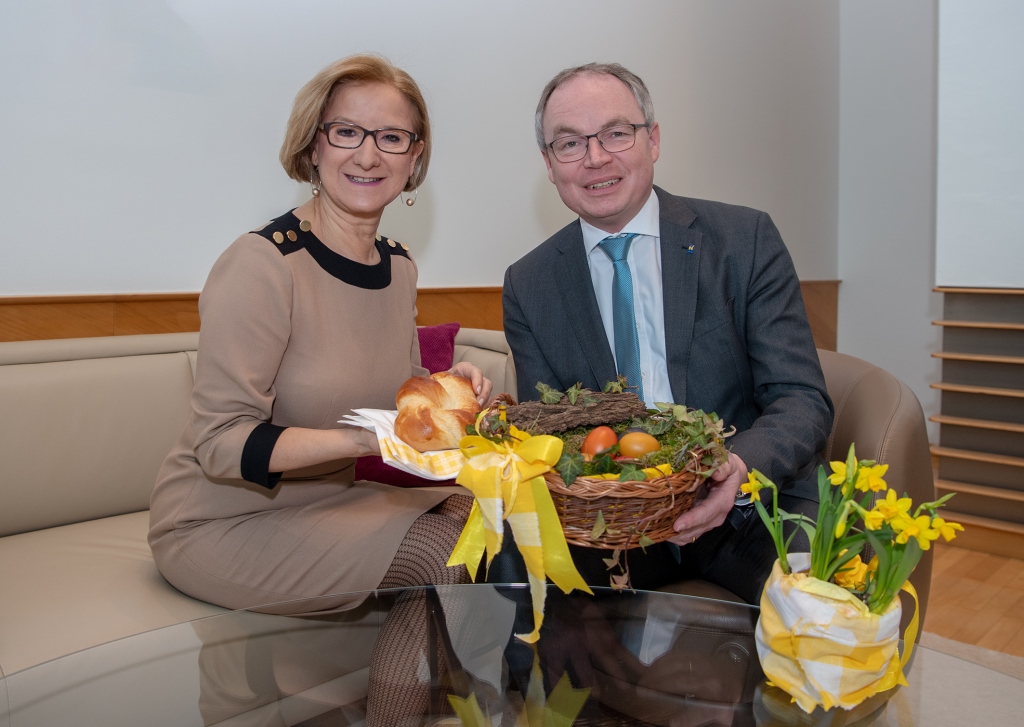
top-left (481, 383), bottom-right (729, 550)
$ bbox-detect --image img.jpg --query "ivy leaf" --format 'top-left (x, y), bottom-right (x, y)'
top-left (646, 417), bottom-right (673, 437)
top-left (603, 376), bottom-right (627, 394)
top-left (618, 463), bottom-right (647, 482)
top-left (581, 390), bottom-right (599, 406)
top-left (610, 573), bottom-right (630, 591)
top-left (638, 534), bottom-right (655, 551)
top-left (556, 452), bottom-right (585, 487)
top-left (591, 511), bottom-right (608, 540)
top-left (602, 557), bottom-right (620, 570)
top-left (536, 382), bottom-right (563, 404)
top-left (592, 452), bottom-right (616, 474)
top-left (566, 383), bottom-right (583, 405)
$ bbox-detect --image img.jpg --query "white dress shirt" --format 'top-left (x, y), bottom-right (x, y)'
top-left (580, 189), bottom-right (673, 407)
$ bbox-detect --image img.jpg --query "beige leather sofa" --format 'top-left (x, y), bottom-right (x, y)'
top-left (0, 329), bottom-right (933, 687)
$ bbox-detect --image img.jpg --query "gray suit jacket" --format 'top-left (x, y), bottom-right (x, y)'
top-left (502, 186), bottom-right (833, 492)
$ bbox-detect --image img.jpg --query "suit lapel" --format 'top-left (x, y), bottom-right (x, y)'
top-left (656, 188), bottom-right (701, 405)
top-left (553, 223), bottom-right (618, 387)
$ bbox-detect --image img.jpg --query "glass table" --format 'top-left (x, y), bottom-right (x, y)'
top-left (1, 584), bottom-right (1020, 726)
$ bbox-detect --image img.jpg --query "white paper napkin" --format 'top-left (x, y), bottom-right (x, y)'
top-left (340, 409), bottom-right (466, 481)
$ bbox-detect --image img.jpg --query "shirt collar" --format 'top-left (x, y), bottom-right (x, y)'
top-left (581, 188), bottom-right (660, 255)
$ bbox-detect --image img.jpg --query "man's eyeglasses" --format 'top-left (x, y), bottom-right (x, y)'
top-left (320, 122), bottom-right (418, 154)
top-left (546, 123), bottom-right (650, 163)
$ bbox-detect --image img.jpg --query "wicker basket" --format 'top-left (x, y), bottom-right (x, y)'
top-left (544, 458), bottom-right (709, 550)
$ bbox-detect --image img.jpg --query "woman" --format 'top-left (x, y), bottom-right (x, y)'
top-left (149, 55), bottom-right (490, 725)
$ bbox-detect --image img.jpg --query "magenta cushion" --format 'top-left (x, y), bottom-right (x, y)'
top-left (417, 321), bottom-right (461, 374)
top-left (354, 322), bottom-right (461, 488)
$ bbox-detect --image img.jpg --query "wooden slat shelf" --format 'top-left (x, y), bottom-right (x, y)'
top-left (939, 510), bottom-right (1024, 535)
top-left (932, 320), bottom-right (1024, 331)
top-left (934, 287), bottom-right (1024, 295)
top-left (930, 382), bottom-right (1024, 399)
top-left (932, 351), bottom-right (1024, 365)
top-left (930, 415), bottom-right (1024, 434)
top-left (930, 445), bottom-right (1024, 468)
top-left (936, 479), bottom-right (1024, 503)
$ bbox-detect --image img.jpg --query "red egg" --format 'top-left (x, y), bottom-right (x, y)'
top-left (581, 426), bottom-right (618, 456)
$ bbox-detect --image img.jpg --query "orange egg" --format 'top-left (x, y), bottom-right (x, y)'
top-left (618, 431), bottom-right (661, 458)
top-left (581, 426), bottom-right (618, 456)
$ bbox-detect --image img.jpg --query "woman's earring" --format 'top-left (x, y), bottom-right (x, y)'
top-left (401, 188), bottom-right (417, 207)
top-left (310, 166), bottom-right (322, 198)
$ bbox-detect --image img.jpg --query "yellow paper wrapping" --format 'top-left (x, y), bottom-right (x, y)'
top-left (755, 556), bottom-right (919, 713)
top-left (447, 426), bottom-right (592, 643)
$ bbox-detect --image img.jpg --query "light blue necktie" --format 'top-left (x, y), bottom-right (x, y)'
top-left (598, 233), bottom-right (643, 401)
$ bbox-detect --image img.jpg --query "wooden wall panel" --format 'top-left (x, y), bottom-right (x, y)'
top-left (800, 280), bottom-right (839, 352)
top-left (415, 287), bottom-right (503, 330)
top-left (0, 281), bottom-right (839, 349)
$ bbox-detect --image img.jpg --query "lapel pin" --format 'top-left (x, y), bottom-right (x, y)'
top-left (686, 244), bottom-right (695, 254)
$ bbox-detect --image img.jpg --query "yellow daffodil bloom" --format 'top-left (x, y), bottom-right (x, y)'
top-left (932, 517), bottom-right (964, 542)
top-left (741, 473), bottom-right (765, 502)
top-left (853, 503), bottom-right (884, 530)
top-left (828, 460), bottom-right (848, 486)
top-left (874, 488), bottom-right (912, 524)
top-left (854, 463), bottom-right (888, 492)
top-left (867, 555), bottom-right (879, 574)
top-left (833, 554), bottom-right (869, 590)
top-left (893, 515), bottom-right (941, 550)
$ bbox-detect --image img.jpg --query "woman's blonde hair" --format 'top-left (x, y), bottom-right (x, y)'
top-left (280, 55), bottom-right (431, 192)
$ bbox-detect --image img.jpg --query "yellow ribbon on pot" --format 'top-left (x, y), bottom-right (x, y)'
top-left (447, 425), bottom-right (592, 643)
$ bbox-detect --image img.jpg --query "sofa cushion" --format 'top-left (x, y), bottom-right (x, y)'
top-left (0, 343), bottom-right (196, 537)
top-left (0, 511), bottom-right (224, 676)
top-left (417, 322), bottom-right (461, 374)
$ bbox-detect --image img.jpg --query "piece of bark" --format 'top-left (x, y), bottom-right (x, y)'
top-left (505, 392), bottom-right (648, 434)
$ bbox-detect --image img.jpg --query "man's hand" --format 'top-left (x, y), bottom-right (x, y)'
top-left (449, 361), bottom-right (494, 406)
top-left (668, 452), bottom-right (748, 546)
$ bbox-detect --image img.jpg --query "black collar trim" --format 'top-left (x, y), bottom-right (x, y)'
top-left (252, 210), bottom-right (411, 290)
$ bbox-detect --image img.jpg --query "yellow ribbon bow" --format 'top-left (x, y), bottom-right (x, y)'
top-left (448, 647), bottom-right (590, 726)
top-left (447, 424), bottom-right (592, 642)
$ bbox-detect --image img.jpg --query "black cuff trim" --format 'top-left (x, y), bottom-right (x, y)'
top-left (241, 423), bottom-right (287, 489)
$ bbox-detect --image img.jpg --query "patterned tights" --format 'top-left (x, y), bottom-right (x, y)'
top-left (366, 494), bottom-right (473, 726)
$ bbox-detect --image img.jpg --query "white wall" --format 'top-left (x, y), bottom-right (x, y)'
top-left (837, 0), bottom-right (942, 439)
top-left (0, 0), bottom-right (839, 295)
top-left (935, 0), bottom-right (1024, 287)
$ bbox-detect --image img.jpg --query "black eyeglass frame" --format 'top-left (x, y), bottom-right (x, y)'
top-left (546, 123), bottom-right (651, 163)
top-left (319, 122), bottom-right (420, 154)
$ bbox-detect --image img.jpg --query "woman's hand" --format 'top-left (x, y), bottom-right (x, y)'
top-left (449, 361), bottom-right (493, 406)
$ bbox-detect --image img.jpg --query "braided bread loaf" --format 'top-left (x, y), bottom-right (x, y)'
top-left (394, 372), bottom-right (481, 451)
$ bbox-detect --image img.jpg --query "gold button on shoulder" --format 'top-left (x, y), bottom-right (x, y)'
top-left (375, 234), bottom-right (382, 242)
top-left (388, 239), bottom-right (397, 248)
top-left (299, 219), bottom-right (312, 232)
top-left (401, 243), bottom-right (410, 251)
top-left (272, 231), bottom-right (284, 244)
top-left (286, 230), bottom-right (297, 242)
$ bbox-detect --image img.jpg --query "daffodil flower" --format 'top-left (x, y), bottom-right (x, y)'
top-left (853, 502), bottom-right (884, 530)
top-left (741, 473), bottom-right (765, 502)
top-left (833, 554), bottom-right (869, 589)
top-left (874, 488), bottom-right (912, 523)
top-left (893, 514), bottom-right (941, 550)
top-left (932, 517), bottom-right (964, 542)
top-left (828, 460), bottom-right (848, 486)
top-left (855, 463), bottom-right (888, 492)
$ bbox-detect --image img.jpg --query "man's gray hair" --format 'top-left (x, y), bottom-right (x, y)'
top-left (534, 63), bottom-right (656, 151)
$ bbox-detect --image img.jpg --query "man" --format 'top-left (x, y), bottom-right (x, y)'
top-left (502, 63), bottom-right (833, 602)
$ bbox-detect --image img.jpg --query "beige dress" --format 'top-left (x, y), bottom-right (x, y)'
top-left (149, 211), bottom-right (465, 615)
